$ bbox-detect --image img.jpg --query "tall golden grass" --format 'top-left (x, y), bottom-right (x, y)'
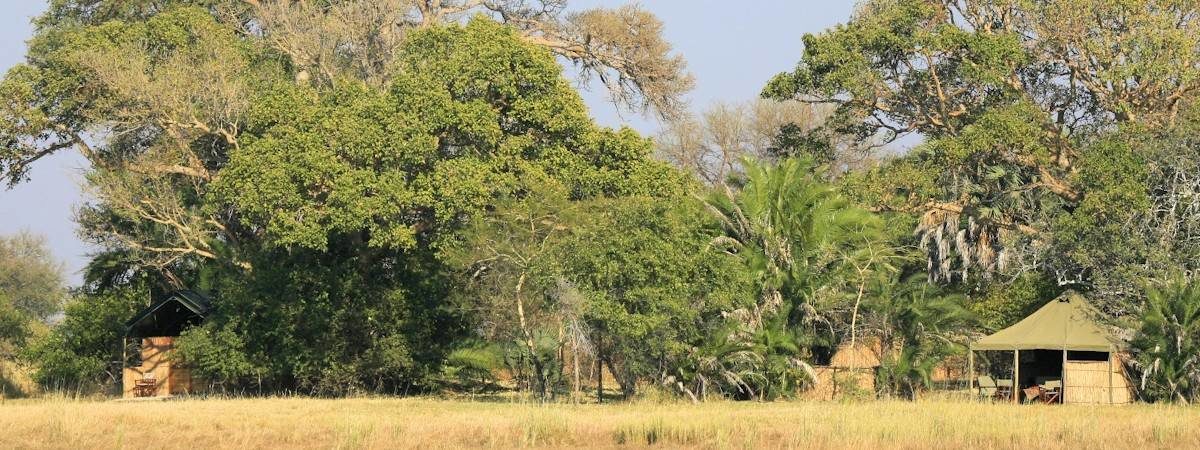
top-left (1, 397), bottom-right (1198, 449)
top-left (0, 360), bottom-right (34, 398)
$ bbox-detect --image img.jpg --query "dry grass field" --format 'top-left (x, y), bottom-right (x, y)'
top-left (1, 396), bottom-right (1198, 449)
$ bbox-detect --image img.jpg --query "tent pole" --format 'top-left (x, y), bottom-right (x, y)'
top-left (121, 336), bottom-right (127, 396)
top-left (1108, 352), bottom-right (1114, 404)
top-left (1061, 348), bottom-right (1067, 404)
top-left (967, 349), bottom-right (975, 399)
top-left (1013, 349), bottom-right (1020, 404)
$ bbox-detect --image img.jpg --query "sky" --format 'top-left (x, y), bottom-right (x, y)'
top-left (0, 1), bottom-right (858, 286)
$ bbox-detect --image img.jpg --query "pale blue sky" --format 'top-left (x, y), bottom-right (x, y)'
top-left (0, 1), bottom-right (857, 286)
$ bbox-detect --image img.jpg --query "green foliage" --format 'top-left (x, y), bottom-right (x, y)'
top-left (0, 232), bottom-right (66, 323)
top-left (0, 232), bottom-right (67, 388)
top-left (707, 157), bottom-right (884, 347)
top-left (154, 18), bottom-right (681, 397)
top-left (0, 297), bottom-right (29, 354)
top-left (1131, 278), bottom-right (1200, 403)
top-left (764, 0), bottom-right (1200, 304)
top-left (742, 324), bottom-right (813, 400)
top-left (216, 18), bottom-right (681, 252)
top-left (174, 325), bottom-right (263, 391)
top-left (179, 248), bottom-right (456, 395)
top-left (24, 287), bottom-right (145, 392)
top-left (702, 157), bottom-right (891, 399)
top-left (562, 196), bottom-right (752, 398)
top-left (440, 345), bottom-right (504, 393)
top-left (967, 274), bottom-right (1060, 330)
top-left (872, 278), bottom-right (973, 399)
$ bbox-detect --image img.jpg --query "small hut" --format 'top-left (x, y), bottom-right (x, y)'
top-left (122, 290), bottom-right (211, 398)
top-left (968, 291), bottom-right (1133, 404)
top-left (807, 340), bottom-right (882, 400)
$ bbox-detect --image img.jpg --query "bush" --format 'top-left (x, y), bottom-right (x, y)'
top-left (1131, 278), bottom-right (1200, 403)
top-left (439, 345), bottom-right (504, 393)
top-left (23, 288), bottom-right (143, 393)
top-left (174, 325), bottom-right (264, 392)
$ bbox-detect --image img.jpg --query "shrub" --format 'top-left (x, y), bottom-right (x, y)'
top-left (1131, 278), bottom-right (1200, 403)
top-left (23, 288), bottom-right (143, 393)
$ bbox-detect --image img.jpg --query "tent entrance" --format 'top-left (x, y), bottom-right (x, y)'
top-left (1020, 350), bottom-right (1064, 388)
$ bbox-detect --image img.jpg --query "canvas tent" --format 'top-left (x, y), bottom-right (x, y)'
top-left (122, 290), bottom-right (212, 398)
top-left (968, 291), bottom-right (1132, 404)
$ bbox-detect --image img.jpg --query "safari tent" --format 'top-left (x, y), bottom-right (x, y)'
top-left (968, 291), bottom-right (1133, 404)
top-left (121, 290), bottom-right (211, 398)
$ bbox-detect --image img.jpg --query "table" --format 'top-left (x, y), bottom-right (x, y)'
top-left (134, 379), bottom-right (157, 397)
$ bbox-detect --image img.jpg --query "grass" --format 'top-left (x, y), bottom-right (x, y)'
top-left (1, 397), bottom-right (1198, 449)
top-left (0, 360), bottom-right (34, 399)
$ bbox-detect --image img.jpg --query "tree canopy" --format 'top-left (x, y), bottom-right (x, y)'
top-left (10, 0), bottom-right (1200, 403)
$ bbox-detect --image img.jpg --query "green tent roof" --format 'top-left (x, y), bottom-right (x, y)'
top-left (971, 291), bottom-right (1116, 352)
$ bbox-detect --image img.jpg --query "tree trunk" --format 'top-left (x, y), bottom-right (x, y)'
top-left (571, 333), bottom-right (581, 402)
top-left (596, 338), bottom-right (604, 404)
top-left (849, 276), bottom-right (867, 372)
top-left (603, 354), bottom-right (636, 399)
top-left (514, 272), bottom-right (547, 399)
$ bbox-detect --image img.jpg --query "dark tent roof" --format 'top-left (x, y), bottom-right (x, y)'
top-left (125, 290), bottom-right (212, 338)
top-left (971, 291), bottom-right (1116, 352)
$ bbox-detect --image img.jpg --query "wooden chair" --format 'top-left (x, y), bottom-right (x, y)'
top-left (1040, 379), bottom-right (1062, 404)
top-left (135, 373), bottom-right (157, 397)
top-left (1022, 385), bottom-right (1043, 403)
top-left (977, 375), bottom-right (998, 401)
top-left (995, 378), bottom-right (1014, 401)
top-left (979, 374), bottom-right (998, 400)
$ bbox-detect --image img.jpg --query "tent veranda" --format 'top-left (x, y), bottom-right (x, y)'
top-left (967, 291), bottom-right (1130, 404)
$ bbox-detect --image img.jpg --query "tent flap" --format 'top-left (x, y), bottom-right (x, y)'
top-left (971, 291), bottom-right (1115, 352)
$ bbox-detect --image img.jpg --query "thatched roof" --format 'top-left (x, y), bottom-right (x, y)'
top-left (829, 340), bottom-right (882, 368)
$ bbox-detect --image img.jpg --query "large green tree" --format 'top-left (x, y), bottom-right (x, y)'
top-left (174, 17), bottom-right (684, 394)
top-left (0, 232), bottom-right (66, 353)
top-left (3, 0), bottom-right (694, 395)
top-left (766, 0), bottom-right (1200, 311)
top-left (561, 196), bottom-right (752, 400)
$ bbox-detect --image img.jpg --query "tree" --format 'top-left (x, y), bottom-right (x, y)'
top-left (559, 196), bottom-right (752, 400)
top-left (703, 157), bottom-right (889, 398)
top-left (0, 232), bottom-right (67, 322)
top-left (443, 181), bottom-right (580, 399)
top-left (243, 0), bottom-right (693, 117)
top-left (1048, 104), bottom-right (1200, 310)
top-left (0, 232), bottom-right (66, 365)
top-left (24, 287), bottom-right (146, 392)
top-left (764, 0), bottom-right (1200, 289)
top-left (706, 157), bottom-right (884, 334)
top-left (658, 99), bottom-right (837, 185)
top-left (169, 18), bottom-right (681, 395)
top-left (870, 276), bottom-right (973, 400)
top-left (1131, 277), bottom-right (1200, 404)
top-left (2, 0), bottom-right (691, 187)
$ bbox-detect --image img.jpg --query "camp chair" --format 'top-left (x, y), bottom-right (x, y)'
top-left (995, 378), bottom-right (1013, 400)
top-left (1022, 385), bottom-right (1042, 403)
top-left (976, 375), bottom-right (998, 401)
top-left (1040, 380), bottom-right (1062, 404)
top-left (135, 372), bottom-right (157, 397)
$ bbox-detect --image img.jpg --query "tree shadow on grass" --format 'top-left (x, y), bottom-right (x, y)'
top-left (0, 362), bottom-right (29, 398)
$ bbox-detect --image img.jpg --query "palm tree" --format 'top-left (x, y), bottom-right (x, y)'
top-left (872, 277), bottom-right (973, 400)
top-left (706, 157), bottom-right (881, 331)
top-left (704, 157), bottom-right (884, 395)
top-left (1132, 278), bottom-right (1200, 403)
